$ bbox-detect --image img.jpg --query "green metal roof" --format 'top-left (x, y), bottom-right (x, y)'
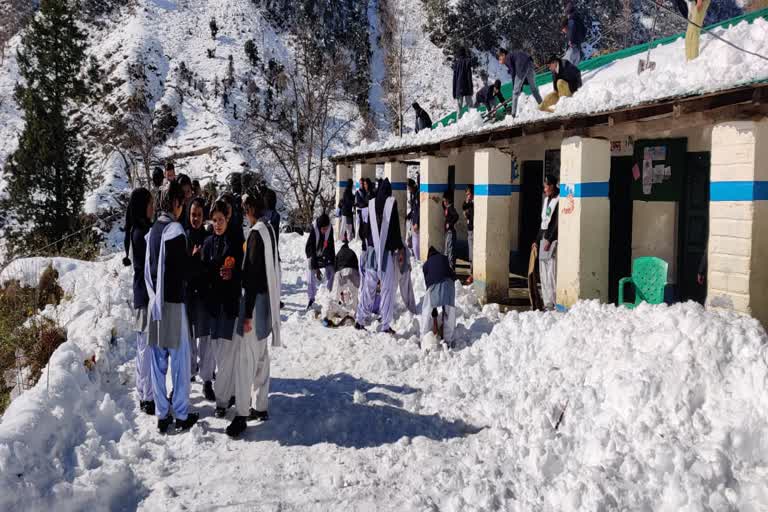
top-left (435, 7), bottom-right (768, 128)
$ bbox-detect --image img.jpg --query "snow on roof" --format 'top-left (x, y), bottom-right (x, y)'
top-left (336, 15), bottom-right (768, 161)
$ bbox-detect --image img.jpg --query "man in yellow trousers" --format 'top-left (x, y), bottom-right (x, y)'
top-left (685, 0), bottom-right (711, 61)
top-left (539, 55), bottom-right (583, 113)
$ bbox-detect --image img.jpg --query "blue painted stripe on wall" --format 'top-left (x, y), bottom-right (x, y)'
top-left (710, 181), bottom-right (768, 201)
top-left (561, 182), bottom-right (609, 198)
top-left (391, 181), bottom-right (408, 191)
top-left (475, 184), bottom-right (520, 196)
top-left (338, 181), bottom-right (350, 188)
top-left (420, 183), bottom-right (449, 193)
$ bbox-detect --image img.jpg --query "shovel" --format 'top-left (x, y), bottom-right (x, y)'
top-left (638, 0), bottom-right (661, 74)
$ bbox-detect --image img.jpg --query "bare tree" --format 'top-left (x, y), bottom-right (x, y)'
top-left (0, 0), bottom-right (33, 66)
top-left (241, 34), bottom-right (355, 225)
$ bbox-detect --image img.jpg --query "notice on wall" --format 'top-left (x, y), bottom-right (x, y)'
top-left (664, 166), bottom-right (672, 179)
top-left (632, 163), bottom-right (641, 181)
top-left (653, 165), bottom-right (666, 184)
top-left (651, 146), bottom-right (667, 160)
top-left (642, 160), bottom-right (653, 195)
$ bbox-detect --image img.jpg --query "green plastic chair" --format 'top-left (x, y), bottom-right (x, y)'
top-left (618, 257), bottom-right (668, 309)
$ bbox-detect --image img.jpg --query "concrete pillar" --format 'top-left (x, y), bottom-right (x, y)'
top-left (418, 156), bottom-right (449, 261)
top-left (473, 148), bottom-right (512, 303)
top-left (336, 164), bottom-right (352, 206)
top-left (354, 163), bottom-right (376, 192)
top-left (384, 161), bottom-right (408, 240)
top-left (707, 120), bottom-right (768, 326)
top-left (556, 137), bottom-right (611, 308)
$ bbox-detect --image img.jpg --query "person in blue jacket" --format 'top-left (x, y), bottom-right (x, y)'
top-left (452, 46), bottom-right (474, 119)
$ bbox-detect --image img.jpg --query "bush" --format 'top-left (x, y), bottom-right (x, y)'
top-left (24, 319), bottom-right (67, 386)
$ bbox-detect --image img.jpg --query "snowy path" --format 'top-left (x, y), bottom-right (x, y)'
top-left (3, 234), bottom-right (768, 511)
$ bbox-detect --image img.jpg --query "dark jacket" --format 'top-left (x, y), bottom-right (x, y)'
top-left (476, 84), bottom-right (505, 111)
top-left (423, 249), bottom-right (455, 289)
top-left (131, 220), bottom-right (151, 309)
top-left (201, 232), bottom-right (243, 318)
top-left (340, 188), bottom-right (355, 219)
top-left (538, 195), bottom-right (559, 243)
top-left (335, 243), bottom-right (359, 272)
top-left (503, 51), bottom-right (534, 81)
top-left (675, 0), bottom-right (688, 17)
top-left (552, 59), bottom-right (582, 94)
top-left (407, 189), bottom-right (420, 226)
top-left (147, 215), bottom-right (188, 304)
top-left (305, 221), bottom-right (336, 270)
top-left (452, 56), bottom-right (473, 98)
top-left (242, 224), bottom-right (277, 320)
top-left (444, 204), bottom-right (459, 233)
top-left (263, 209), bottom-right (281, 248)
top-left (462, 199), bottom-right (474, 232)
top-left (415, 108), bottom-right (432, 133)
top-left (565, 5), bottom-right (586, 47)
top-left (226, 214), bottom-right (246, 254)
top-left (185, 226), bottom-right (208, 299)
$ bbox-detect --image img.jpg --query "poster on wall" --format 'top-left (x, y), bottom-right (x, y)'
top-left (631, 139), bottom-right (687, 202)
top-left (642, 160), bottom-right (653, 195)
top-left (632, 163), bottom-right (641, 181)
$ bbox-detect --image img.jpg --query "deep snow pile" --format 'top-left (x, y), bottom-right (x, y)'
top-left (1, 234), bottom-right (768, 511)
top-left (343, 16), bottom-right (768, 159)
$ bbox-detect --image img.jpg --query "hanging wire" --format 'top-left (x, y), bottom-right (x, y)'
top-left (639, 0), bottom-right (768, 62)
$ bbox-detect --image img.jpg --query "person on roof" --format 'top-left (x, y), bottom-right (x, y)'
top-left (355, 178), bottom-right (405, 335)
top-left (539, 55), bottom-right (582, 113)
top-left (683, 0), bottom-right (711, 61)
top-left (561, 2), bottom-right (586, 65)
top-left (496, 48), bottom-right (544, 118)
top-left (452, 47), bottom-right (474, 119)
top-left (413, 102), bottom-right (433, 133)
top-left (475, 79), bottom-right (506, 113)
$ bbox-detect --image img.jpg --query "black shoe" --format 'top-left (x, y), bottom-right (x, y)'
top-left (225, 416), bottom-right (248, 438)
top-left (228, 395), bottom-right (236, 408)
top-left (306, 299), bottom-right (315, 310)
top-left (354, 322), bottom-right (366, 331)
top-left (175, 412), bottom-right (199, 432)
top-left (382, 328), bottom-right (396, 336)
top-left (168, 390), bottom-right (174, 404)
top-left (248, 408), bottom-right (269, 422)
top-left (214, 407), bottom-right (227, 418)
top-left (157, 414), bottom-right (174, 434)
top-left (280, 301), bottom-right (285, 309)
top-left (203, 381), bottom-right (216, 402)
top-left (144, 400), bottom-right (155, 416)
top-left (139, 400), bottom-right (147, 412)
top-left (190, 375), bottom-right (196, 383)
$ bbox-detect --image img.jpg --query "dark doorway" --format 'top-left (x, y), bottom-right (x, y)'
top-left (447, 165), bottom-right (456, 198)
top-left (678, 152), bottom-right (710, 304)
top-left (609, 156), bottom-right (634, 304)
top-left (516, 160), bottom-right (544, 275)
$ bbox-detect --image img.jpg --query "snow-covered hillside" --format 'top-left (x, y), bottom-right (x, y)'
top-left (1, 234), bottom-right (768, 511)
top-left (0, 0), bottom-right (456, 209)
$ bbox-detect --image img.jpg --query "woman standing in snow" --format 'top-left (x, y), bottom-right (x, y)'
top-left (145, 181), bottom-right (199, 433)
top-left (185, 197), bottom-right (215, 400)
top-left (202, 200), bottom-right (244, 418)
top-left (224, 194), bottom-right (281, 438)
top-left (124, 187), bottom-right (155, 416)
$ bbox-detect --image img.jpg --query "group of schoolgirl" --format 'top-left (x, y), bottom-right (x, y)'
top-left (317, 178), bottom-right (456, 344)
top-left (124, 175), bottom-right (280, 438)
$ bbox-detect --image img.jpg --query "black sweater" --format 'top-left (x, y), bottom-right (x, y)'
top-left (305, 222), bottom-right (336, 270)
top-left (186, 226), bottom-right (208, 298)
top-left (538, 196), bottom-right (559, 243)
top-left (444, 204), bottom-right (459, 233)
top-left (462, 199), bottom-right (474, 232)
top-left (131, 221), bottom-right (151, 309)
top-left (365, 201), bottom-right (405, 253)
top-left (147, 216), bottom-right (188, 304)
top-left (335, 243), bottom-right (359, 272)
top-left (201, 232), bottom-right (243, 318)
top-left (242, 225), bottom-right (277, 320)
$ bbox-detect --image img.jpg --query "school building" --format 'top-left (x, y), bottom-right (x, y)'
top-left (331, 11), bottom-right (768, 325)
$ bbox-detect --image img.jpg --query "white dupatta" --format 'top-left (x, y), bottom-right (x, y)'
top-left (144, 219), bottom-right (186, 321)
top-left (368, 196), bottom-right (395, 272)
top-left (250, 220), bottom-right (282, 347)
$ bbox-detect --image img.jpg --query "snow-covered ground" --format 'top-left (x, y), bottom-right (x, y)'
top-left (343, 16), bottom-right (768, 159)
top-left (2, 233), bottom-right (768, 511)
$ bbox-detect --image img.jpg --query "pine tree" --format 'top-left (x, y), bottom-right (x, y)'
top-left (1, 0), bottom-right (89, 255)
top-left (244, 39), bottom-right (260, 68)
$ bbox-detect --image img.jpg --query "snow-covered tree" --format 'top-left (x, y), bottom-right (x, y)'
top-left (1, 0), bottom-right (90, 255)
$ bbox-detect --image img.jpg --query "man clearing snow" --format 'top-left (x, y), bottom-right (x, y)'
top-left (420, 246), bottom-right (457, 348)
top-left (322, 237), bottom-right (360, 327)
top-left (540, 55), bottom-right (582, 113)
top-left (355, 178), bottom-right (405, 334)
top-left (305, 213), bottom-right (335, 310)
top-left (535, 175), bottom-right (560, 310)
top-left (496, 48), bottom-right (544, 118)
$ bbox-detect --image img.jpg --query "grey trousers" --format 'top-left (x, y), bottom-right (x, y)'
top-left (445, 230), bottom-right (456, 270)
top-left (511, 67), bottom-right (544, 117)
top-left (564, 45), bottom-right (583, 66)
top-left (457, 95), bottom-right (473, 118)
